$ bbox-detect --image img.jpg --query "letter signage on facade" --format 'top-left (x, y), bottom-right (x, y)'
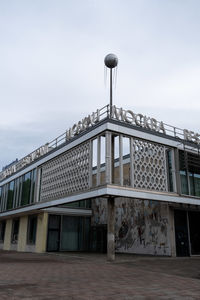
top-left (1, 105), bottom-right (199, 182)
top-left (111, 106), bottom-right (166, 135)
top-left (0, 144), bottom-right (49, 181)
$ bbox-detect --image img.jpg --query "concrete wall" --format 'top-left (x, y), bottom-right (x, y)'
top-left (1, 213), bottom-right (48, 253)
top-left (92, 198), bottom-right (171, 256)
top-left (18, 216), bottom-right (28, 252)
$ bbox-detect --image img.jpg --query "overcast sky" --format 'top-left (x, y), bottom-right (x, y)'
top-left (1, 0), bottom-right (200, 169)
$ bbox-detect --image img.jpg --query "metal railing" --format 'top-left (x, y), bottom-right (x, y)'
top-left (1, 103), bottom-right (199, 181)
top-left (47, 104), bottom-right (109, 149)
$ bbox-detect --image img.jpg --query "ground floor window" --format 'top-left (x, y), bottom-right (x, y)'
top-left (0, 220), bottom-right (6, 242)
top-left (174, 210), bottom-right (200, 256)
top-left (27, 215), bottom-right (37, 245)
top-left (47, 215), bottom-right (90, 252)
top-left (11, 218), bottom-right (19, 244)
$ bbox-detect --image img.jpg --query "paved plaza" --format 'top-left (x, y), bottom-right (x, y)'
top-left (0, 251), bottom-right (200, 299)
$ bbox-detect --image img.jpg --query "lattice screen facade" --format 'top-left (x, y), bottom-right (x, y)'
top-left (132, 138), bottom-right (167, 191)
top-left (40, 141), bottom-right (90, 201)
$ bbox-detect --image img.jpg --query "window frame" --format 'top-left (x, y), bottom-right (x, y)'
top-left (27, 215), bottom-right (37, 245)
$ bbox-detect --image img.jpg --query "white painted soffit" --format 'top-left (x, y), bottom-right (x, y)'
top-left (0, 188), bottom-right (107, 218)
top-left (41, 207), bottom-right (92, 216)
top-left (106, 185), bottom-right (200, 206)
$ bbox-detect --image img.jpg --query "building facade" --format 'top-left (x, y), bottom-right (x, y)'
top-left (0, 105), bottom-right (200, 257)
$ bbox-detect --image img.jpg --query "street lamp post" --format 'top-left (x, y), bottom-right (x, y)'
top-left (104, 54), bottom-right (118, 261)
top-left (104, 53), bottom-right (118, 117)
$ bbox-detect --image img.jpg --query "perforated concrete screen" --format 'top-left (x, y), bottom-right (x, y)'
top-left (40, 141), bottom-right (90, 201)
top-left (132, 138), bottom-right (167, 191)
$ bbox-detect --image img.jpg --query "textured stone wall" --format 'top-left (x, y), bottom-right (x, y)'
top-left (92, 198), bottom-right (171, 256)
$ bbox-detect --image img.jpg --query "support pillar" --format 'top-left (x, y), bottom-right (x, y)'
top-left (107, 196), bottom-right (115, 261)
top-left (35, 212), bottom-right (48, 253)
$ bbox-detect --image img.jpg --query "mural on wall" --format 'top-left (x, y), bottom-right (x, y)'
top-left (91, 198), bottom-right (107, 225)
top-left (92, 198), bottom-right (171, 256)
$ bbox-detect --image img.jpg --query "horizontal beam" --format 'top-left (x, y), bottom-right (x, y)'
top-left (41, 207), bottom-right (92, 216)
top-left (1, 119), bottom-right (188, 186)
top-left (1, 185), bottom-right (200, 219)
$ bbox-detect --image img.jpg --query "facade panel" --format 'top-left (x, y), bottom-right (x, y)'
top-left (0, 105), bottom-right (200, 257)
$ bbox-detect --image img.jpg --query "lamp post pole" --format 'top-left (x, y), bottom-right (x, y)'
top-left (104, 54), bottom-right (118, 118)
top-left (110, 67), bottom-right (112, 117)
top-left (104, 54), bottom-right (118, 261)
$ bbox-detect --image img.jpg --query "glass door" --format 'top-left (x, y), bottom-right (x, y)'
top-left (47, 215), bottom-right (61, 252)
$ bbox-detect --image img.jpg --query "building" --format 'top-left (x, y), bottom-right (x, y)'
top-left (0, 104), bottom-right (200, 258)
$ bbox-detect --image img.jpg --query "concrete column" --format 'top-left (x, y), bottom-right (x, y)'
top-left (107, 197), bottom-right (115, 261)
top-left (18, 216), bottom-right (28, 252)
top-left (35, 213), bottom-right (48, 253)
top-left (105, 132), bottom-right (112, 184)
top-left (174, 148), bottom-right (181, 194)
top-left (168, 206), bottom-right (176, 257)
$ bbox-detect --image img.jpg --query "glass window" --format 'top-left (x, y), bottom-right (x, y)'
top-left (193, 173), bottom-right (200, 197)
top-left (11, 219), bottom-right (19, 244)
top-left (7, 181), bottom-right (14, 210)
top-left (30, 169), bottom-right (36, 203)
top-left (123, 137), bottom-right (130, 186)
top-left (0, 221), bottom-right (6, 242)
top-left (48, 215), bottom-right (60, 230)
top-left (60, 216), bottom-right (90, 251)
top-left (179, 150), bottom-right (200, 196)
top-left (100, 135), bottom-right (106, 185)
top-left (92, 138), bottom-right (97, 186)
top-left (166, 150), bottom-right (174, 192)
top-left (27, 215), bottom-right (37, 244)
top-left (0, 187), bottom-right (2, 212)
top-left (61, 216), bottom-right (79, 251)
top-left (21, 172), bottom-right (31, 206)
top-left (180, 170), bottom-right (189, 195)
top-left (114, 135), bottom-right (120, 184)
top-left (15, 176), bottom-right (23, 208)
top-left (38, 168), bottom-right (42, 202)
top-left (2, 185), bottom-right (8, 212)
top-left (65, 200), bottom-right (91, 208)
top-left (189, 173), bottom-right (195, 196)
top-left (14, 178), bottom-right (19, 208)
top-left (86, 199), bottom-right (91, 208)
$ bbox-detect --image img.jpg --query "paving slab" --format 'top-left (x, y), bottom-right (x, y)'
top-left (0, 251), bottom-right (200, 299)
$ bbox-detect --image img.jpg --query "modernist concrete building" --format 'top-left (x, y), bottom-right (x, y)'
top-left (0, 104), bottom-right (200, 258)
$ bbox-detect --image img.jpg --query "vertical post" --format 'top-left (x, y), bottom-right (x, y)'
top-left (111, 134), bottom-right (115, 183)
top-left (174, 148), bottom-right (181, 194)
top-left (186, 211), bottom-right (192, 256)
top-left (171, 149), bottom-right (177, 193)
top-left (89, 140), bottom-right (93, 188)
top-left (35, 168), bottom-right (42, 203)
top-left (105, 132), bottom-right (112, 184)
top-left (130, 137), bottom-right (134, 187)
top-left (107, 196), bottom-right (115, 261)
top-left (119, 135), bottom-right (123, 186)
top-left (104, 54), bottom-right (118, 261)
top-left (97, 136), bottom-right (101, 186)
top-left (110, 68), bottom-right (113, 118)
top-left (184, 151), bottom-right (191, 195)
top-left (168, 206), bottom-right (176, 257)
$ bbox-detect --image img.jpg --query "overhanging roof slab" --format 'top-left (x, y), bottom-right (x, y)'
top-left (1, 185), bottom-right (200, 219)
